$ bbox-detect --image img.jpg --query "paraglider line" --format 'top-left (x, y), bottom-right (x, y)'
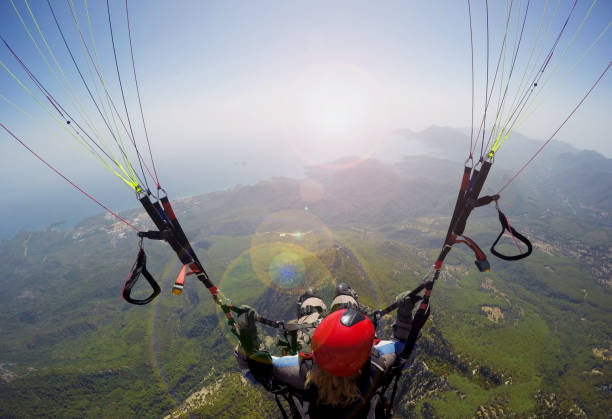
top-left (541, 0), bottom-right (577, 74)
top-left (498, 60), bottom-right (611, 194)
top-left (485, 0), bottom-right (531, 153)
top-left (0, 34), bottom-right (121, 168)
top-left (47, 0), bottom-right (140, 183)
top-left (66, 0), bottom-right (157, 186)
top-left (0, 37), bottom-right (62, 120)
top-left (106, 0), bottom-right (148, 192)
top-left (0, 122), bottom-right (139, 231)
top-left (480, 0), bottom-right (490, 160)
top-left (489, 0), bottom-right (579, 155)
top-left (472, 0), bottom-right (514, 157)
top-left (126, 0), bottom-right (160, 189)
top-left (496, 200), bottom-right (523, 254)
top-left (468, 0), bottom-right (475, 153)
top-left (504, 213), bottom-right (523, 253)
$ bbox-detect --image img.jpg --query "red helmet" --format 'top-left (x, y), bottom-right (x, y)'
top-left (312, 309), bottom-right (375, 377)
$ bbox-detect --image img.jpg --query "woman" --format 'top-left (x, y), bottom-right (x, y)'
top-left (234, 284), bottom-right (420, 418)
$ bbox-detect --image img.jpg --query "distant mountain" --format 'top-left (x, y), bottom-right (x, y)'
top-left (381, 125), bottom-right (589, 170)
top-left (375, 126), bottom-right (612, 223)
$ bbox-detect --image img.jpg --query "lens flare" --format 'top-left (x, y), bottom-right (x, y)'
top-left (268, 251), bottom-right (306, 289)
top-left (250, 210), bottom-right (336, 293)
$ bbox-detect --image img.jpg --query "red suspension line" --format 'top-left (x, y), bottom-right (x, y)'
top-left (498, 61), bottom-right (611, 194)
top-left (1, 122), bottom-right (139, 231)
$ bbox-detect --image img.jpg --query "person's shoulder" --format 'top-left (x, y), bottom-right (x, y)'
top-left (271, 354), bottom-right (300, 368)
top-left (271, 354), bottom-right (309, 390)
top-left (373, 339), bottom-right (405, 355)
top-left (371, 339), bottom-right (405, 372)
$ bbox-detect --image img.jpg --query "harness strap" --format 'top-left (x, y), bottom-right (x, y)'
top-left (173, 265), bottom-right (187, 294)
top-left (379, 364), bottom-right (405, 419)
top-left (159, 196), bottom-right (204, 273)
top-left (443, 166), bottom-right (472, 245)
top-left (122, 248), bottom-right (161, 305)
top-left (274, 392), bottom-right (291, 419)
top-left (475, 194), bottom-right (500, 208)
top-left (451, 235), bottom-right (491, 272)
top-left (453, 161), bottom-right (492, 236)
top-left (490, 208), bottom-right (532, 261)
top-left (385, 372), bottom-right (401, 419)
top-left (399, 305), bottom-right (430, 359)
top-left (139, 195), bottom-right (191, 265)
top-left (272, 385), bottom-right (307, 419)
top-left (409, 161), bottom-right (493, 324)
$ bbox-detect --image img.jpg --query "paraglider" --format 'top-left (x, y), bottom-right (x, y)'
top-left (234, 284), bottom-right (422, 418)
top-left (1, 1), bottom-right (610, 417)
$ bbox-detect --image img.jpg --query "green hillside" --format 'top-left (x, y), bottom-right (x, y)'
top-left (0, 157), bottom-right (610, 418)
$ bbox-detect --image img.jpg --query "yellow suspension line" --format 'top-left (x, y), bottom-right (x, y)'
top-left (509, 0), bottom-right (602, 132)
top-left (0, 59), bottom-right (138, 190)
top-left (22, 0), bottom-right (124, 167)
top-left (13, 0), bottom-right (103, 149)
top-left (67, 0), bottom-right (134, 151)
top-left (1, 91), bottom-right (125, 182)
top-left (82, 0), bottom-right (137, 182)
top-left (503, 0), bottom-right (551, 125)
top-left (494, 0), bottom-right (601, 153)
top-left (487, 0), bottom-right (513, 153)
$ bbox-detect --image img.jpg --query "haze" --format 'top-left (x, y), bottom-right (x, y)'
top-left (1, 0), bottom-right (610, 239)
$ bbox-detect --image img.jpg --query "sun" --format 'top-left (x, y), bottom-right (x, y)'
top-left (280, 63), bottom-right (387, 165)
top-left (301, 82), bottom-right (366, 136)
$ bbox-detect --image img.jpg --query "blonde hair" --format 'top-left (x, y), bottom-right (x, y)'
top-left (305, 362), bottom-right (361, 408)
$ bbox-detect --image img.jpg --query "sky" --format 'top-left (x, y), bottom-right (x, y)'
top-left (0, 0), bottom-right (610, 239)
